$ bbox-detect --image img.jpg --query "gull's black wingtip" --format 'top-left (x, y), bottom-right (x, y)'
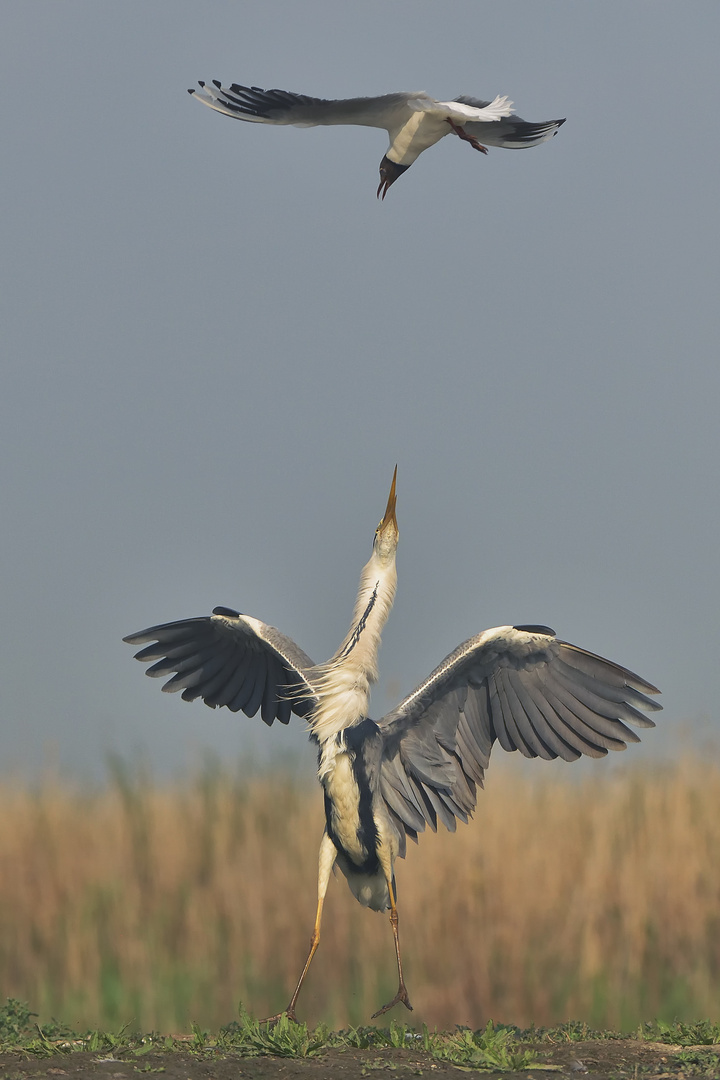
top-left (187, 88), bottom-right (195, 95)
top-left (212, 79), bottom-right (222, 89)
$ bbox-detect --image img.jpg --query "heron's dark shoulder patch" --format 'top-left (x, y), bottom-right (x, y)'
top-left (345, 717), bottom-right (381, 752)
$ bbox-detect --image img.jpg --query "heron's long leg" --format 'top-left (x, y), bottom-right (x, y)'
top-left (371, 876), bottom-right (413, 1018)
top-left (261, 831), bottom-right (336, 1025)
top-left (445, 117), bottom-right (489, 154)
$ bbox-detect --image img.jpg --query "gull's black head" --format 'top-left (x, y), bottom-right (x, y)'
top-left (377, 156), bottom-right (410, 200)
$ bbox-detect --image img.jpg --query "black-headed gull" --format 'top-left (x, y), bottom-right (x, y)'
top-left (188, 82), bottom-right (566, 198)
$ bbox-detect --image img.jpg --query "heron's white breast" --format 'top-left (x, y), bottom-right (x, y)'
top-left (322, 747), bottom-right (366, 865)
top-left (312, 671), bottom-right (371, 750)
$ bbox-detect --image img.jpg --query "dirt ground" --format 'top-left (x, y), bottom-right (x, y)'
top-left (0, 1040), bottom-right (716, 1080)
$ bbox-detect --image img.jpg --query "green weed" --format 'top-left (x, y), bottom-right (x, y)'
top-left (672, 1048), bottom-right (720, 1076)
top-left (216, 1007), bottom-right (329, 1057)
top-left (637, 1018), bottom-right (720, 1045)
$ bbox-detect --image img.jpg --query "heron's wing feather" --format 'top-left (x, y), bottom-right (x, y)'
top-left (378, 625), bottom-right (660, 842)
top-left (124, 607), bottom-right (318, 724)
top-left (190, 82), bottom-right (423, 130)
top-left (453, 97), bottom-right (566, 147)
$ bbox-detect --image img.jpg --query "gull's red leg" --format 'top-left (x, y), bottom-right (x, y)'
top-left (445, 117), bottom-right (489, 154)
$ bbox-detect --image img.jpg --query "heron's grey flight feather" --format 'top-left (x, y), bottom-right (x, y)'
top-left (503, 669), bottom-right (568, 760)
top-left (377, 627), bottom-right (660, 844)
top-left (543, 672), bottom-right (642, 744)
top-left (552, 658), bottom-right (658, 722)
top-left (123, 610), bottom-right (318, 725)
top-left (205, 647), bottom-right (255, 711)
top-left (497, 669), bottom-right (554, 759)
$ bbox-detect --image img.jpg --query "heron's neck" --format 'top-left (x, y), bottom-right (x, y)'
top-left (310, 552), bottom-right (397, 750)
top-left (333, 553), bottom-right (397, 676)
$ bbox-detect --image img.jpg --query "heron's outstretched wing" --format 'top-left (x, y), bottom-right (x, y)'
top-left (454, 96), bottom-right (566, 147)
top-left (189, 83), bottom-right (514, 132)
top-left (377, 625), bottom-right (661, 846)
top-left (124, 606), bottom-right (318, 725)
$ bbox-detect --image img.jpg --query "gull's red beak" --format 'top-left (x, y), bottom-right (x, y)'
top-left (376, 157), bottom-right (410, 200)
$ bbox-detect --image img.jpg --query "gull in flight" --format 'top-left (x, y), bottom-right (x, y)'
top-left (188, 81), bottom-right (566, 198)
top-left (124, 469), bottom-right (660, 1022)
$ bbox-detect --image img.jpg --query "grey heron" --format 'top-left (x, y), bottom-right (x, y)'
top-left (188, 82), bottom-right (566, 198)
top-left (124, 468), bottom-right (661, 1021)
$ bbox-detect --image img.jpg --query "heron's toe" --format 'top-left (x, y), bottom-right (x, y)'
top-left (259, 1009), bottom-right (300, 1026)
top-left (371, 986), bottom-right (413, 1018)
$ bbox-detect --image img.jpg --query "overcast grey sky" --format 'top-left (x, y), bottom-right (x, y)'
top-left (2, 1), bottom-right (718, 781)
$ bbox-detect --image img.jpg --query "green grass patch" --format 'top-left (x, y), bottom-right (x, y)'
top-left (2, 998), bottom-right (719, 1074)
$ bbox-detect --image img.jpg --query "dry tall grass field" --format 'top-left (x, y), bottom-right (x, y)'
top-left (0, 756), bottom-right (718, 1033)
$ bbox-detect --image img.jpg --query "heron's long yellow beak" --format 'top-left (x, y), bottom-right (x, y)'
top-left (379, 466), bottom-right (398, 532)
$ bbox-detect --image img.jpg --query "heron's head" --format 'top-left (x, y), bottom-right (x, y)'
top-left (377, 157), bottom-right (410, 200)
top-left (373, 466), bottom-right (399, 558)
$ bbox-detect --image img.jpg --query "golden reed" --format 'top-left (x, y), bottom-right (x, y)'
top-left (0, 755), bottom-right (718, 1031)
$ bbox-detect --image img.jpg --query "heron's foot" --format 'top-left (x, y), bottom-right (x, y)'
top-left (259, 1008), bottom-right (300, 1026)
top-left (371, 985), bottom-right (413, 1019)
top-left (445, 117), bottom-right (489, 153)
